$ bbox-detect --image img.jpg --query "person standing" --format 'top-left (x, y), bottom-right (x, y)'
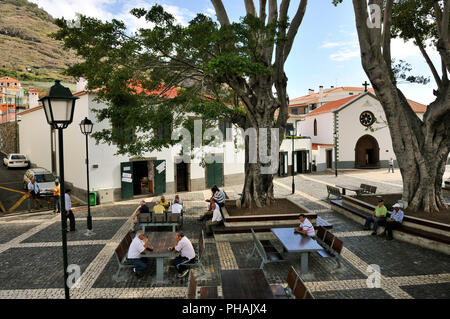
top-left (363, 199), bottom-right (387, 235)
top-left (383, 203), bottom-right (404, 240)
top-left (65, 189), bottom-right (76, 232)
top-left (50, 181), bottom-right (61, 213)
top-left (388, 157), bottom-right (395, 173)
top-left (206, 200), bottom-right (223, 235)
top-left (127, 230), bottom-right (153, 278)
top-left (294, 214), bottom-right (315, 237)
top-left (168, 232), bottom-right (196, 278)
top-left (27, 178), bottom-right (42, 210)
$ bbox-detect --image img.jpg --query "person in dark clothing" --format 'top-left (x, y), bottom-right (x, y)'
top-left (65, 189), bottom-right (76, 232)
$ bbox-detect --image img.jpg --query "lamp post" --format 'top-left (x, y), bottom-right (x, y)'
top-left (39, 80), bottom-right (78, 300)
top-left (288, 128), bottom-right (296, 194)
top-left (79, 117), bottom-right (94, 236)
top-left (333, 132), bottom-right (338, 177)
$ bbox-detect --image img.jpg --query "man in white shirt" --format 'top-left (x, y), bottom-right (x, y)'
top-left (27, 178), bottom-right (42, 210)
top-left (388, 157), bottom-right (395, 173)
top-left (65, 189), bottom-right (76, 232)
top-left (206, 200), bottom-right (223, 236)
top-left (171, 199), bottom-right (183, 214)
top-left (127, 230), bottom-right (153, 278)
top-left (294, 214), bottom-right (315, 237)
top-left (383, 203), bottom-right (404, 240)
top-left (174, 194), bottom-right (183, 206)
top-left (168, 232), bottom-right (196, 278)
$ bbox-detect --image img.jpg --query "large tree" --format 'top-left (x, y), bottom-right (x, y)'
top-left (334, 0), bottom-right (450, 213)
top-left (53, 1), bottom-right (309, 208)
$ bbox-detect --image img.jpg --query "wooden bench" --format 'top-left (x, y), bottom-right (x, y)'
top-left (271, 266), bottom-right (314, 299)
top-left (138, 210), bottom-right (184, 232)
top-left (186, 271), bottom-right (218, 299)
top-left (113, 231), bottom-right (134, 280)
top-left (185, 230), bottom-right (206, 275)
top-left (248, 228), bottom-right (283, 269)
top-left (330, 199), bottom-right (450, 247)
top-left (360, 184), bottom-right (377, 194)
top-left (327, 185), bottom-right (342, 200)
top-left (315, 226), bottom-right (344, 270)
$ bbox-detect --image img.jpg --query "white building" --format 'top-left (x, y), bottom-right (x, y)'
top-left (292, 89), bottom-right (426, 171)
top-left (18, 84), bottom-right (312, 203)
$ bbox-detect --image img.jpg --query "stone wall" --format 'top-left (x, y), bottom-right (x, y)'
top-left (0, 122), bottom-right (18, 155)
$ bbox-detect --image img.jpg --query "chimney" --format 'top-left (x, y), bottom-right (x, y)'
top-left (308, 89), bottom-right (314, 95)
top-left (319, 86), bottom-right (324, 100)
top-left (28, 90), bottom-right (39, 109)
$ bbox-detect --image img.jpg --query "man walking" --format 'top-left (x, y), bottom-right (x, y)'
top-left (50, 181), bottom-right (60, 213)
top-left (388, 157), bottom-right (394, 173)
top-left (364, 199), bottom-right (387, 235)
top-left (168, 232), bottom-right (196, 278)
top-left (65, 189), bottom-right (76, 232)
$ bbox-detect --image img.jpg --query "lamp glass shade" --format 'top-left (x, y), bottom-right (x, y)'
top-left (79, 117), bottom-right (94, 135)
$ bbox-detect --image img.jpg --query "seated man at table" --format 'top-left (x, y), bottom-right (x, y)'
top-left (198, 199), bottom-right (219, 222)
top-left (160, 196), bottom-right (170, 210)
top-left (174, 194), bottom-right (183, 207)
top-left (205, 200), bottom-right (223, 236)
top-left (294, 214), bottom-right (315, 237)
top-left (153, 201), bottom-right (165, 214)
top-left (171, 199), bottom-right (183, 214)
top-left (168, 232), bottom-right (196, 278)
top-left (132, 200), bottom-right (150, 221)
top-left (363, 199), bottom-right (387, 235)
top-left (382, 203), bottom-right (404, 240)
top-left (127, 230), bottom-right (154, 278)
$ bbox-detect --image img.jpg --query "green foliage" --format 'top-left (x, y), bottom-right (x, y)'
top-left (52, 5), bottom-right (288, 157)
top-left (392, 59), bottom-right (430, 85)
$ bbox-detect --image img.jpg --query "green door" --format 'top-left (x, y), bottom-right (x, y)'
top-left (206, 161), bottom-right (223, 189)
top-left (154, 160), bottom-right (166, 195)
top-left (121, 162), bottom-right (134, 199)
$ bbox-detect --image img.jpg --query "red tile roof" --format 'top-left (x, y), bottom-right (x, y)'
top-left (312, 143), bottom-right (334, 150)
top-left (306, 95), bottom-right (360, 117)
top-left (289, 87), bottom-right (375, 107)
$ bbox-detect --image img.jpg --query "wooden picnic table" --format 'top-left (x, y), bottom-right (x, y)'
top-left (271, 228), bottom-right (323, 274)
top-left (335, 184), bottom-right (362, 195)
top-left (220, 269), bottom-right (274, 299)
top-left (140, 231), bottom-right (175, 283)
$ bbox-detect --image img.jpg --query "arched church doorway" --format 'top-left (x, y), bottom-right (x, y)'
top-left (355, 135), bottom-right (380, 168)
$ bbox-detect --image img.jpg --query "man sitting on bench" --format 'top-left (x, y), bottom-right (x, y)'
top-left (153, 201), bottom-right (165, 214)
top-left (363, 199), bottom-right (387, 235)
top-left (205, 200), bottom-right (223, 236)
top-left (160, 196), bottom-right (170, 210)
top-left (294, 214), bottom-right (315, 237)
top-left (132, 200), bottom-right (149, 221)
top-left (127, 230), bottom-right (153, 278)
top-left (382, 203), bottom-right (404, 240)
top-left (168, 232), bottom-right (196, 278)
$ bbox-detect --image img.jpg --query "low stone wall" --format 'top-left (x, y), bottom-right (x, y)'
top-left (0, 122), bottom-right (18, 155)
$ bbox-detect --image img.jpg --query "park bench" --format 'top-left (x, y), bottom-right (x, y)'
top-left (185, 230), bottom-right (207, 275)
top-left (359, 184), bottom-right (377, 194)
top-left (315, 226), bottom-right (344, 270)
top-left (113, 230), bottom-right (134, 280)
top-left (248, 228), bottom-right (283, 269)
top-left (138, 210), bottom-right (184, 232)
top-left (271, 266), bottom-right (314, 299)
top-left (327, 185), bottom-right (342, 200)
top-left (186, 271), bottom-right (218, 299)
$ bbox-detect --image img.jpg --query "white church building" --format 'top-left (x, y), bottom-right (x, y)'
top-left (289, 86), bottom-right (426, 171)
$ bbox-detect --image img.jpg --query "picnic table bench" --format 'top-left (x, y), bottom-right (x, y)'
top-left (359, 184), bottom-right (377, 194)
top-left (271, 266), bottom-right (314, 299)
top-left (315, 226), bottom-right (344, 269)
top-left (138, 210), bottom-right (184, 232)
top-left (327, 185), bottom-right (342, 200)
top-left (248, 228), bottom-right (283, 269)
top-left (186, 272), bottom-right (218, 299)
top-left (113, 231), bottom-right (134, 280)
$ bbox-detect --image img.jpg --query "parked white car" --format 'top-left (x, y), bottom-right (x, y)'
top-left (3, 154), bottom-right (30, 169)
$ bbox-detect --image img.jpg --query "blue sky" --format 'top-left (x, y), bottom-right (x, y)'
top-left (31, 0), bottom-right (442, 105)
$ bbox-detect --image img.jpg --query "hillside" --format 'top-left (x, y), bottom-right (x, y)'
top-left (0, 0), bottom-right (78, 86)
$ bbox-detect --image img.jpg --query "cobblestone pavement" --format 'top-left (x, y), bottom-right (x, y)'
top-left (0, 169), bottom-right (449, 299)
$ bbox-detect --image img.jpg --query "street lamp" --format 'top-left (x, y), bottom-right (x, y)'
top-left (39, 80), bottom-right (78, 300)
top-left (288, 128), bottom-right (296, 194)
top-left (79, 117), bottom-right (95, 237)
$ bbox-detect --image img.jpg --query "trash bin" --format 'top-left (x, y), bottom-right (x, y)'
top-left (89, 192), bottom-right (97, 206)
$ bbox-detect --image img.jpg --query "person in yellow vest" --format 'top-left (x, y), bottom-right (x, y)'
top-left (160, 196), bottom-right (170, 209)
top-left (153, 201), bottom-right (165, 214)
top-left (50, 181), bottom-right (61, 214)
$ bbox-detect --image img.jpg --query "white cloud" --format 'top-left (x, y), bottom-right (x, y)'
top-left (329, 49), bottom-right (360, 62)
